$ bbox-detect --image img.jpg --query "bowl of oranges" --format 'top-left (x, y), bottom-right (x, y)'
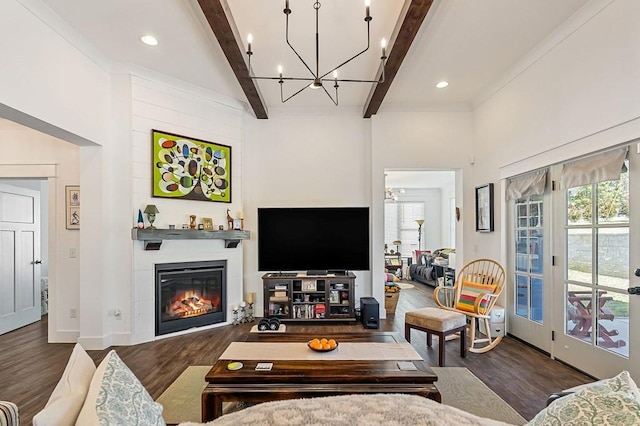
top-left (307, 338), bottom-right (338, 352)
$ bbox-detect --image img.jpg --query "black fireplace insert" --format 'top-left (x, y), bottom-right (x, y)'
top-left (155, 260), bottom-right (226, 336)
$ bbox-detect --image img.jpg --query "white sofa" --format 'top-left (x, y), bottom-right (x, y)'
top-left (10, 343), bottom-right (640, 425)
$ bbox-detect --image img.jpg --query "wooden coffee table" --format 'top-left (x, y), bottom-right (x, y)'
top-left (201, 332), bottom-right (440, 421)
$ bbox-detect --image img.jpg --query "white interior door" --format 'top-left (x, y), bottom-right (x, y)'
top-left (0, 183), bottom-right (41, 335)
top-left (552, 145), bottom-right (640, 379)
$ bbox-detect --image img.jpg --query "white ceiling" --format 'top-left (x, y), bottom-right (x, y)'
top-left (36, 0), bottom-right (589, 113)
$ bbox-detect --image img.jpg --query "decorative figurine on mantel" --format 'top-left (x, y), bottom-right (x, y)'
top-left (226, 209), bottom-right (234, 230)
top-left (189, 215), bottom-right (196, 230)
top-left (136, 209), bottom-right (144, 229)
top-left (143, 205), bottom-right (159, 229)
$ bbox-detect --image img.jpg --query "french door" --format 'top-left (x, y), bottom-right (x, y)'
top-left (507, 189), bottom-right (552, 352)
top-left (552, 146), bottom-right (640, 379)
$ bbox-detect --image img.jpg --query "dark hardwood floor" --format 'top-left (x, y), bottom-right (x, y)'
top-left (0, 282), bottom-right (592, 424)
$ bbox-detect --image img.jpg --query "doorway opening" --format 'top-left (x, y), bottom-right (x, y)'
top-left (383, 170), bottom-right (457, 281)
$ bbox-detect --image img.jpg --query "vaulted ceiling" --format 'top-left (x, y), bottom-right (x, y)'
top-left (39, 0), bottom-right (588, 118)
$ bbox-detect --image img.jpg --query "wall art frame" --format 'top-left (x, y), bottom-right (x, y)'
top-left (65, 185), bottom-right (80, 230)
top-left (152, 129), bottom-right (231, 203)
top-left (475, 183), bottom-right (494, 232)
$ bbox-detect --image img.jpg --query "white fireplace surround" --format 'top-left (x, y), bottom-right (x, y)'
top-left (131, 238), bottom-right (243, 345)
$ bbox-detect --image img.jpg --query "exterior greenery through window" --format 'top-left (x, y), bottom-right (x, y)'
top-left (565, 160), bottom-right (629, 356)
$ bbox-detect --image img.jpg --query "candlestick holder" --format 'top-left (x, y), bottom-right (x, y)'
top-left (232, 307), bottom-right (240, 325)
top-left (240, 305), bottom-right (247, 323)
top-left (247, 302), bottom-right (255, 322)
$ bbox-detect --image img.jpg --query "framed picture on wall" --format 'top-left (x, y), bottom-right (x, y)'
top-left (475, 183), bottom-right (494, 232)
top-left (65, 185), bottom-right (80, 230)
top-left (151, 129), bottom-right (231, 203)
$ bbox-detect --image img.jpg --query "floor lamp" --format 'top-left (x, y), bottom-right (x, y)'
top-left (416, 219), bottom-right (425, 251)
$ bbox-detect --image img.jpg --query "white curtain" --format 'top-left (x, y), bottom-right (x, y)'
top-left (560, 146), bottom-right (628, 189)
top-left (506, 169), bottom-right (547, 201)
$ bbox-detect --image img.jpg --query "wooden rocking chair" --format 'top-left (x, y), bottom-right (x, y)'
top-left (433, 258), bottom-right (506, 353)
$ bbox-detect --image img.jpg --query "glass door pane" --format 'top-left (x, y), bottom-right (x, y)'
top-left (512, 195), bottom-right (544, 323)
top-left (564, 164), bottom-right (629, 357)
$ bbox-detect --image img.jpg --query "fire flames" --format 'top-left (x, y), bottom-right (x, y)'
top-left (169, 291), bottom-right (216, 318)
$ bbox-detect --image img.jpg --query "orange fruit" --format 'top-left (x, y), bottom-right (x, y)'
top-left (310, 338), bottom-right (320, 346)
top-left (320, 338), bottom-right (328, 345)
top-left (310, 341), bottom-right (322, 350)
top-left (322, 343), bottom-right (331, 350)
top-left (328, 339), bottom-right (337, 348)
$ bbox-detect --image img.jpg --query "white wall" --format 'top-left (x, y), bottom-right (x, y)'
top-left (242, 108), bottom-right (372, 315)
top-left (441, 181), bottom-right (456, 249)
top-left (473, 0), bottom-right (640, 264)
top-left (0, 0), bottom-right (109, 145)
top-left (127, 73), bottom-right (245, 344)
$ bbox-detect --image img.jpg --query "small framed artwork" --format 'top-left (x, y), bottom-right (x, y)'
top-left (65, 185), bottom-right (80, 230)
top-left (202, 217), bottom-right (214, 230)
top-left (302, 280), bottom-right (317, 291)
top-left (475, 183), bottom-right (494, 232)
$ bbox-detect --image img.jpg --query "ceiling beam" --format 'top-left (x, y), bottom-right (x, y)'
top-left (197, 0), bottom-right (269, 119)
top-left (363, 0), bottom-right (434, 119)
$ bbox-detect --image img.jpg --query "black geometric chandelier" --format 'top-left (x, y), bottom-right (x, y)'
top-left (245, 0), bottom-right (387, 105)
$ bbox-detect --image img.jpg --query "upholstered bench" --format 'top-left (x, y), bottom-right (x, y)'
top-left (405, 307), bottom-right (467, 366)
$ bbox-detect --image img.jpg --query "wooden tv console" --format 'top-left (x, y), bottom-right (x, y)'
top-left (262, 272), bottom-right (356, 322)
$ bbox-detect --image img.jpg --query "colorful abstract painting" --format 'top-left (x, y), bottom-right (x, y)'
top-left (152, 130), bottom-right (231, 203)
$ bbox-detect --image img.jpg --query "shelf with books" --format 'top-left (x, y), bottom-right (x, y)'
top-left (262, 273), bottom-right (355, 322)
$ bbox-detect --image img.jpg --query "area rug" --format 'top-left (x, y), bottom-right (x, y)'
top-left (158, 366), bottom-right (526, 425)
top-left (398, 282), bottom-right (415, 289)
top-left (432, 367), bottom-right (526, 424)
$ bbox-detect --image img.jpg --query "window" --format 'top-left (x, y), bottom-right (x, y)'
top-left (384, 202), bottom-right (424, 255)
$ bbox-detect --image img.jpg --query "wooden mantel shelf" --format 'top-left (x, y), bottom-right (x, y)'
top-left (131, 228), bottom-right (250, 250)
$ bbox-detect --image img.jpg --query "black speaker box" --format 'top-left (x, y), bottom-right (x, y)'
top-left (360, 297), bottom-right (379, 329)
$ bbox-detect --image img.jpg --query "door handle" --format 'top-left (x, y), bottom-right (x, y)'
top-left (31, 260), bottom-right (42, 265)
top-left (635, 268), bottom-right (640, 277)
top-left (628, 286), bottom-right (640, 295)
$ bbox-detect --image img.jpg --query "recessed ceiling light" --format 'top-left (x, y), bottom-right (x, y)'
top-left (140, 35), bottom-right (158, 46)
top-left (436, 81), bottom-right (449, 89)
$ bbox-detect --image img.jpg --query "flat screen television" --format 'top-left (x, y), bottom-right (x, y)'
top-left (258, 207), bottom-right (370, 273)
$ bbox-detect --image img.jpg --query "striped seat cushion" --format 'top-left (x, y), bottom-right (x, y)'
top-left (455, 279), bottom-right (497, 314)
top-left (0, 401), bottom-right (18, 426)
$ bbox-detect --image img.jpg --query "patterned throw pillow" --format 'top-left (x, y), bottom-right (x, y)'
top-left (76, 350), bottom-right (165, 426)
top-left (384, 273), bottom-right (399, 283)
top-left (455, 279), bottom-right (497, 314)
top-left (528, 372), bottom-right (640, 425)
top-left (564, 370), bottom-right (640, 400)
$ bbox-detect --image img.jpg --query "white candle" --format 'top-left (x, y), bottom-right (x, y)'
top-left (232, 304), bottom-right (239, 311)
top-left (240, 301), bottom-right (246, 307)
top-left (247, 292), bottom-right (255, 304)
